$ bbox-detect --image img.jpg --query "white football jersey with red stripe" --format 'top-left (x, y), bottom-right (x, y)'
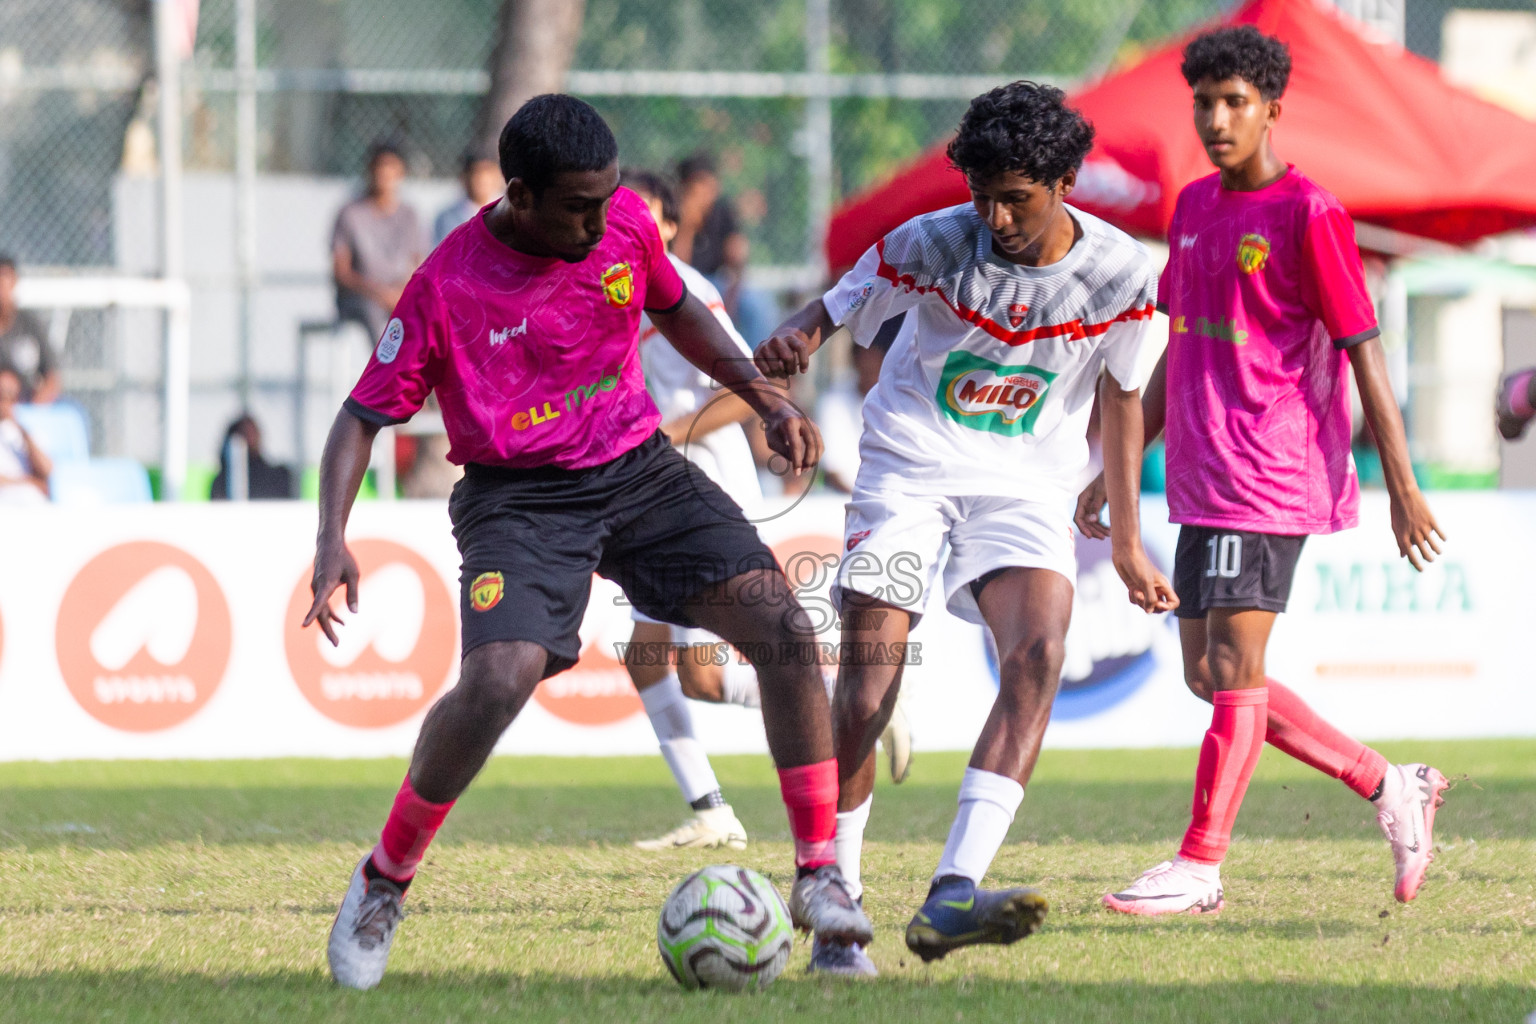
top-left (823, 202), bottom-right (1155, 504)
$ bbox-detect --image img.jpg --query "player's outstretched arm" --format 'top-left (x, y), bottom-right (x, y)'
top-left (1100, 375), bottom-right (1177, 613)
top-left (753, 299), bottom-right (836, 379)
top-left (652, 292), bottom-right (823, 473)
top-left (1349, 337), bottom-right (1445, 571)
top-left (1074, 349), bottom-right (1169, 540)
top-left (304, 408), bottom-right (380, 645)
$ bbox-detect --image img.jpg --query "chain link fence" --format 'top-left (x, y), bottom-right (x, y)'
top-left (0, 0), bottom-right (1495, 475)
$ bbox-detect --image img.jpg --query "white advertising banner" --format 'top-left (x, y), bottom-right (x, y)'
top-left (0, 492), bottom-right (1528, 760)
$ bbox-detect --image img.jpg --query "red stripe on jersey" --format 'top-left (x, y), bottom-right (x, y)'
top-left (874, 238), bottom-right (1154, 346)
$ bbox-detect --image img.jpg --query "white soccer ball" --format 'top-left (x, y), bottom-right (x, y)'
top-left (656, 864), bottom-right (794, 991)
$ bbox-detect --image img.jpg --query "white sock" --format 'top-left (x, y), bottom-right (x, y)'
top-left (934, 767), bottom-right (1025, 884)
top-left (834, 795), bottom-right (873, 901)
top-left (1172, 855), bottom-right (1221, 883)
top-left (639, 674), bottom-right (719, 804)
top-left (719, 658), bottom-right (761, 709)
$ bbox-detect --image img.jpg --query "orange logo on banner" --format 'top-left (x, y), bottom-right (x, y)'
top-left (56, 542), bottom-right (231, 732)
top-left (284, 539), bottom-right (456, 729)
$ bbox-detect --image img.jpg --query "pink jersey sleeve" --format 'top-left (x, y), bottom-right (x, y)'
top-left (345, 273), bottom-right (447, 425)
top-left (1154, 196), bottom-right (1184, 314)
top-left (1299, 204), bottom-right (1378, 349)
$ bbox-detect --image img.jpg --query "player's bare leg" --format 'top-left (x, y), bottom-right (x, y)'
top-left (409, 640), bottom-right (550, 801)
top-left (685, 568), bottom-right (872, 948)
top-left (627, 621), bottom-right (747, 852)
top-left (807, 590), bottom-right (914, 976)
top-left (903, 568), bottom-right (1061, 961)
top-left (329, 639), bottom-right (547, 989)
top-left (1107, 609), bottom-right (1273, 916)
top-left (1177, 617), bottom-right (1448, 902)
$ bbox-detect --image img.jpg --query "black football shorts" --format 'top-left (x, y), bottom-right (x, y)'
top-left (448, 430), bottom-right (777, 676)
top-left (1172, 525), bottom-right (1307, 619)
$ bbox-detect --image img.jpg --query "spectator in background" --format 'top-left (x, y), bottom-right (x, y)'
top-left (673, 153), bottom-right (746, 279)
top-left (817, 313), bottom-right (905, 493)
top-left (673, 153), bottom-right (779, 347)
top-left (332, 141), bottom-right (427, 343)
top-left (434, 150), bottom-right (505, 244)
top-left (0, 256), bottom-right (61, 403)
top-left (0, 368), bottom-right (50, 504)
top-left (211, 413), bottom-right (293, 500)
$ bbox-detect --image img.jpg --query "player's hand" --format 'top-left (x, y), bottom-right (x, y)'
top-left (760, 401), bottom-right (823, 476)
top-left (1390, 487), bottom-right (1445, 572)
top-left (1074, 473), bottom-right (1111, 540)
top-left (304, 539), bottom-right (360, 646)
top-left (754, 328), bottom-right (814, 378)
top-left (1112, 546), bottom-right (1178, 614)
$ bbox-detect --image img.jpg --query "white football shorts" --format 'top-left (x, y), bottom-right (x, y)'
top-left (833, 490), bottom-right (1077, 626)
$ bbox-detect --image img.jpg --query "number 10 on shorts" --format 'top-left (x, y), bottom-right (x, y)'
top-left (1205, 534), bottom-right (1242, 579)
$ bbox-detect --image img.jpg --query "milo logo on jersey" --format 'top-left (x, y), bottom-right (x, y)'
top-left (937, 350), bottom-right (1057, 436)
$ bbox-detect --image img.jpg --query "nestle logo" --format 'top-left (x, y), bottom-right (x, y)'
top-left (489, 319), bottom-right (528, 346)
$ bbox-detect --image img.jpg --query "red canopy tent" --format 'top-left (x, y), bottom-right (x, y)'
top-left (825, 0), bottom-right (1536, 271)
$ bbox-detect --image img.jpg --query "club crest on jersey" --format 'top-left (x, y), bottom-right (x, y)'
top-left (936, 350), bottom-right (1057, 437)
top-left (469, 571), bottom-right (504, 612)
top-left (601, 262), bottom-right (635, 308)
top-left (1236, 233), bottom-right (1270, 275)
top-left (1007, 302), bottom-right (1030, 328)
top-left (846, 529), bottom-right (872, 552)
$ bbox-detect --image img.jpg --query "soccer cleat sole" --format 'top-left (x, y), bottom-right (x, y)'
top-left (1395, 768), bottom-right (1449, 903)
top-left (903, 889), bottom-right (1049, 963)
top-left (1101, 891), bottom-right (1225, 917)
top-left (634, 834), bottom-right (748, 852)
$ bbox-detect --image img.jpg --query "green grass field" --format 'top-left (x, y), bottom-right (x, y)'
top-left (2, 740), bottom-right (1532, 1023)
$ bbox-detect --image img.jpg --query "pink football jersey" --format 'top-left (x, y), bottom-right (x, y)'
top-left (1160, 168), bottom-right (1378, 535)
top-left (346, 187), bottom-right (685, 470)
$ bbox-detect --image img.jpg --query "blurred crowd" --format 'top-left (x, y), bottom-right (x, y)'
top-left (12, 131), bottom-right (1528, 508)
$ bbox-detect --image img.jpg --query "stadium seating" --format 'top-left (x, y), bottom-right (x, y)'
top-left (47, 457), bottom-right (154, 505)
top-left (13, 402), bottom-right (90, 463)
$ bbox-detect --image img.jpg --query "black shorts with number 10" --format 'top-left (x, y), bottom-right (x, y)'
top-left (1172, 526), bottom-right (1308, 619)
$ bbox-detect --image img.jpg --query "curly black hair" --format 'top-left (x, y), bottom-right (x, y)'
top-left (1181, 26), bottom-right (1292, 101)
top-left (499, 94), bottom-right (618, 195)
top-left (946, 81), bottom-right (1095, 188)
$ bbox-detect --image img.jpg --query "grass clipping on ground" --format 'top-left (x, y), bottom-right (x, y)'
top-left (0, 740), bottom-right (1532, 1023)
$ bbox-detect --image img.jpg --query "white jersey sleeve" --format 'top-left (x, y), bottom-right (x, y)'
top-left (1098, 263), bottom-right (1159, 391)
top-left (640, 255), bottom-right (753, 419)
top-left (822, 230), bottom-right (925, 348)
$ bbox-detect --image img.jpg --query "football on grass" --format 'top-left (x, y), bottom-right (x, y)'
top-left (656, 864), bottom-right (794, 991)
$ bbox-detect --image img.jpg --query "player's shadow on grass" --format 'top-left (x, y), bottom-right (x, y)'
top-left (0, 775), bottom-right (1522, 850)
top-left (0, 972), bottom-right (1528, 1023)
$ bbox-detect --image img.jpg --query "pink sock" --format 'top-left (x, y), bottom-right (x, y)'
top-left (1508, 370), bottom-right (1536, 417)
top-left (1265, 678), bottom-right (1388, 799)
top-left (778, 761), bottom-right (838, 870)
top-left (370, 774), bottom-right (455, 883)
top-left (1180, 687), bottom-right (1268, 865)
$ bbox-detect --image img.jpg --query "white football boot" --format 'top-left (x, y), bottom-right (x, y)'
top-left (634, 804), bottom-right (748, 851)
top-left (789, 864), bottom-right (874, 946)
top-left (327, 856), bottom-right (405, 990)
top-left (1103, 857), bottom-right (1224, 916)
top-left (1374, 763), bottom-right (1449, 902)
top-left (808, 934), bottom-right (878, 977)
